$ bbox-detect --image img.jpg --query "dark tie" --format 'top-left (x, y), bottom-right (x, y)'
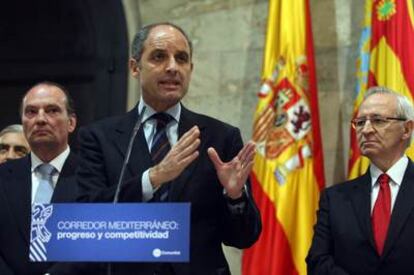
top-left (151, 113), bottom-right (172, 201)
top-left (151, 113), bottom-right (172, 164)
top-left (372, 173), bottom-right (391, 255)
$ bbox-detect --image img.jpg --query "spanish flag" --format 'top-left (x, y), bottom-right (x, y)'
top-left (242, 0), bottom-right (324, 274)
top-left (348, 0), bottom-right (414, 179)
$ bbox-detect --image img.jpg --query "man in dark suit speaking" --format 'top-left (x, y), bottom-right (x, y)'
top-left (307, 86), bottom-right (414, 274)
top-left (76, 22), bottom-right (261, 274)
top-left (0, 82), bottom-right (78, 275)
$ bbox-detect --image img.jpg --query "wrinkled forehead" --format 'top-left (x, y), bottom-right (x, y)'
top-left (357, 93), bottom-right (398, 117)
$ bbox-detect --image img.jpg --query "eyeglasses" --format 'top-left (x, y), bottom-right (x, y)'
top-left (351, 116), bottom-right (406, 130)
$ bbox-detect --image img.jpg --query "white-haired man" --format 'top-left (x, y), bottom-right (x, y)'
top-left (307, 86), bottom-right (414, 274)
top-left (0, 124), bottom-right (30, 164)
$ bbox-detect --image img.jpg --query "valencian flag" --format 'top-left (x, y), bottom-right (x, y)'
top-left (348, 0), bottom-right (414, 179)
top-left (242, 0), bottom-right (324, 274)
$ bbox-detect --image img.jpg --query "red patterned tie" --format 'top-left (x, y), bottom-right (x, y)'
top-left (372, 173), bottom-right (391, 255)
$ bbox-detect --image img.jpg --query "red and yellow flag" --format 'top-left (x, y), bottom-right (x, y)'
top-left (349, 0), bottom-right (414, 179)
top-left (242, 0), bottom-right (325, 274)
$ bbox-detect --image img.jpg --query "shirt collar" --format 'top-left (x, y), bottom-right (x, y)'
top-left (30, 146), bottom-right (71, 173)
top-left (137, 96), bottom-right (181, 123)
top-left (370, 155), bottom-right (408, 187)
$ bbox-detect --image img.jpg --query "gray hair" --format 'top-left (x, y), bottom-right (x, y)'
top-left (131, 22), bottom-right (193, 62)
top-left (364, 86), bottom-right (414, 144)
top-left (364, 86), bottom-right (414, 121)
top-left (0, 124), bottom-right (24, 139)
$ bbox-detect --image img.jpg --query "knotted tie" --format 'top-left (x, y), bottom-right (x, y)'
top-left (151, 113), bottom-right (172, 201)
top-left (34, 163), bottom-right (56, 204)
top-left (372, 173), bottom-right (391, 255)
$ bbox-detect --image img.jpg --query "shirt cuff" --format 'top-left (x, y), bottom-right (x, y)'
top-left (142, 169), bottom-right (154, 202)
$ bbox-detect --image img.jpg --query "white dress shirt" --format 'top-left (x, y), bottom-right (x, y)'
top-left (370, 155), bottom-right (408, 213)
top-left (138, 98), bottom-right (181, 201)
top-left (30, 146), bottom-right (71, 203)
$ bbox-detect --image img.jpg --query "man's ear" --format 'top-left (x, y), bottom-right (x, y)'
top-left (402, 120), bottom-right (414, 141)
top-left (67, 115), bottom-right (77, 133)
top-left (129, 58), bottom-right (140, 78)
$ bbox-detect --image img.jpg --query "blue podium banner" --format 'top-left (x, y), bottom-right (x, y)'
top-left (29, 203), bottom-right (190, 262)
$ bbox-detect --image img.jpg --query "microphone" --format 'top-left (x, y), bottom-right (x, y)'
top-left (113, 106), bottom-right (146, 203)
top-left (109, 106), bottom-right (146, 275)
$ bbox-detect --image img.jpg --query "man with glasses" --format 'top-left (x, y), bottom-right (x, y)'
top-left (307, 86), bottom-right (414, 274)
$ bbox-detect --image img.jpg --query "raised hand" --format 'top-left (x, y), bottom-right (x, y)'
top-left (149, 126), bottom-right (200, 188)
top-left (208, 141), bottom-right (256, 199)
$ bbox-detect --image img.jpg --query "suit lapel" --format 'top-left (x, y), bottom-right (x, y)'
top-left (349, 171), bottom-right (377, 252)
top-left (51, 152), bottom-right (78, 202)
top-left (169, 107), bottom-right (206, 201)
top-left (128, 127), bottom-right (152, 177)
top-left (382, 160), bottom-right (414, 258)
top-left (112, 109), bottom-right (139, 158)
top-left (111, 108), bottom-right (152, 179)
top-left (2, 157), bottom-right (32, 244)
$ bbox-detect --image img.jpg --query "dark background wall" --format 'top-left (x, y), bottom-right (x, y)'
top-left (0, 0), bottom-right (129, 147)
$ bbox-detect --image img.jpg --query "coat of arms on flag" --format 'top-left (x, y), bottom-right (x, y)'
top-left (254, 56), bottom-right (313, 185)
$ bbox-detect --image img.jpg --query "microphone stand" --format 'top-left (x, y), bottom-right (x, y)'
top-left (113, 106), bottom-right (146, 203)
top-left (107, 106), bottom-right (146, 275)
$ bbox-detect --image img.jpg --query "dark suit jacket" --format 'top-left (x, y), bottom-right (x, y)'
top-left (306, 160), bottom-right (414, 275)
top-left (0, 152), bottom-right (78, 275)
top-left (76, 105), bottom-right (262, 275)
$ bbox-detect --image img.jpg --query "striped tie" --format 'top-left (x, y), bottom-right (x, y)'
top-left (151, 113), bottom-right (172, 164)
top-left (151, 113), bottom-right (172, 201)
